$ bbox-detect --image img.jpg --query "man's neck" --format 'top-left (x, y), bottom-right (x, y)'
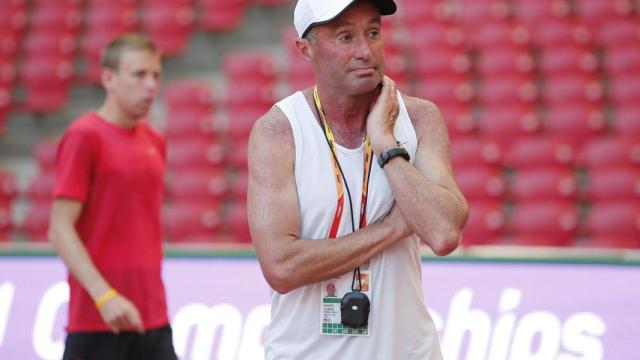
top-left (314, 83), bottom-right (376, 148)
top-left (96, 100), bottom-right (136, 129)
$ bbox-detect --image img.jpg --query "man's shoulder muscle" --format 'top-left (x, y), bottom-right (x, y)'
top-left (401, 94), bottom-right (449, 143)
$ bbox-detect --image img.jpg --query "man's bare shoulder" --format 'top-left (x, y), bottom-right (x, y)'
top-left (249, 105), bottom-right (294, 151)
top-left (401, 94), bottom-right (448, 141)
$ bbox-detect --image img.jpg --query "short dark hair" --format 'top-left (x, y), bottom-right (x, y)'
top-left (100, 34), bottom-right (158, 71)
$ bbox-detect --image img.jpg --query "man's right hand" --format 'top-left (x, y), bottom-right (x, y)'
top-left (99, 294), bottom-right (145, 334)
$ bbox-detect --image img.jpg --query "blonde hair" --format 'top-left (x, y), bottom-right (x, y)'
top-left (100, 34), bottom-right (158, 71)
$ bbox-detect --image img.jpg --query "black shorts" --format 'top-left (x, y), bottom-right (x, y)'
top-left (62, 325), bottom-right (177, 360)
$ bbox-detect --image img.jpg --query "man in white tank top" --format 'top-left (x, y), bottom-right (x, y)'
top-left (248, 0), bottom-right (469, 358)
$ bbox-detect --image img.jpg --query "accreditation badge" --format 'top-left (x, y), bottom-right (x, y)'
top-left (320, 270), bottom-right (371, 336)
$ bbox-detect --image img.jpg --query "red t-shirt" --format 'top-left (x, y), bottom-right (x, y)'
top-left (53, 112), bottom-right (169, 332)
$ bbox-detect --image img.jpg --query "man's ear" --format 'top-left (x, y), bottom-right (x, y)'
top-left (101, 67), bottom-right (115, 91)
top-left (295, 38), bottom-right (313, 61)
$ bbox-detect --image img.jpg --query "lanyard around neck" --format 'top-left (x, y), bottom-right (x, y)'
top-left (313, 85), bottom-right (373, 238)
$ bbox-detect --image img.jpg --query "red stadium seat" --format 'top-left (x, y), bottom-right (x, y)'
top-left (594, 18), bottom-right (640, 47)
top-left (438, 102), bottom-right (475, 137)
top-left (539, 44), bottom-right (599, 77)
top-left (198, 0), bottom-right (248, 31)
top-left (609, 76), bottom-right (640, 108)
top-left (23, 31), bottom-right (77, 60)
top-left (33, 138), bottom-right (59, 172)
top-left (26, 172), bottom-right (56, 202)
top-left (611, 105), bottom-right (640, 137)
top-left (577, 136), bottom-right (640, 169)
top-left (0, 3), bottom-right (28, 38)
top-left (415, 77), bottom-right (474, 106)
top-left (225, 107), bottom-right (265, 141)
top-left (509, 201), bottom-right (578, 246)
top-left (512, 0), bottom-right (571, 28)
top-left (253, 0), bottom-right (291, 6)
top-left (0, 170), bottom-right (17, 203)
top-left (542, 74), bottom-right (603, 107)
top-left (225, 82), bottom-right (275, 111)
top-left (29, 4), bottom-right (82, 33)
top-left (163, 80), bottom-right (215, 115)
top-left (227, 139), bottom-right (249, 170)
top-left (461, 201), bottom-right (505, 245)
top-left (23, 201), bottom-right (51, 242)
top-left (0, 86), bottom-right (10, 133)
top-left (164, 202), bottom-right (222, 243)
top-left (574, 0), bottom-right (633, 29)
top-left (408, 23), bottom-right (466, 51)
top-left (164, 114), bottom-right (217, 141)
top-left (400, 0), bottom-right (453, 28)
top-left (477, 105), bottom-right (540, 147)
top-left (504, 136), bottom-right (575, 169)
top-left (477, 76), bottom-right (537, 107)
top-left (529, 18), bottom-right (591, 48)
top-left (85, 2), bottom-right (138, 32)
top-left (413, 46), bottom-right (471, 79)
top-left (166, 169), bottom-right (227, 203)
top-left (583, 167), bottom-right (640, 202)
top-left (141, 4), bottom-right (195, 56)
top-left (0, 202), bottom-right (12, 242)
top-left (476, 45), bottom-right (534, 78)
top-left (227, 169), bottom-right (248, 199)
top-left (604, 46), bottom-right (640, 78)
top-left (450, 137), bottom-right (502, 168)
top-left (223, 201), bottom-right (251, 243)
top-left (454, 166), bottom-right (506, 202)
top-left (584, 202), bottom-right (640, 239)
top-left (509, 168), bottom-right (578, 202)
top-left (20, 58), bottom-right (73, 112)
top-left (468, 21), bottom-right (530, 50)
top-left (222, 51), bottom-right (276, 83)
top-left (167, 138), bottom-right (225, 170)
top-left (450, 0), bottom-right (511, 31)
top-left (543, 104), bottom-right (606, 147)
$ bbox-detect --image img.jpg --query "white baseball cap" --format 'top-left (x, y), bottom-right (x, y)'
top-left (294, 0), bottom-right (397, 38)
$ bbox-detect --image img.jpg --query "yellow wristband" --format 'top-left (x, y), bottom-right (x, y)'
top-left (95, 289), bottom-right (118, 310)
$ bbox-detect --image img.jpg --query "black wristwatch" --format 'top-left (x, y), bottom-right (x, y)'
top-left (377, 141), bottom-right (410, 168)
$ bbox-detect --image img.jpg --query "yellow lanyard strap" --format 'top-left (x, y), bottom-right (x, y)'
top-left (313, 86), bottom-right (373, 238)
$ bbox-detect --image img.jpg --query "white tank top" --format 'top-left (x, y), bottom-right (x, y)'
top-left (265, 91), bottom-right (442, 359)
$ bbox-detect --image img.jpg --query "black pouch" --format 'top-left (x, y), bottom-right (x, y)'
top-left (340, 290), bottom-right (370, 327)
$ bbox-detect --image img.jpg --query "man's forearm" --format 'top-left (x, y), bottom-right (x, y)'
top-left (382, 157), bottom-right (467, 255)
top-left (49, 225), bottom-right (112, 301)
top-left (257, 214), bottom-right (407, 294)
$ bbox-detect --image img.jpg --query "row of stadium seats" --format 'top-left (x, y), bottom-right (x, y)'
top-left (0, 0), bottom-right (293, 131)
top-left (1, 0), bottom-right (639, 248)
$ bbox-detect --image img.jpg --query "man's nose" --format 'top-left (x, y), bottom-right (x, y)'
top-left (353, 36), bottom-right (374, 60)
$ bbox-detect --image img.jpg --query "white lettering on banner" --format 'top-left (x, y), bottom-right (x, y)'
top-left (0, 282), bottom-right (15, 348)
top-left (488, 288), bottom-right (520, 360)
top-left (442, 288), bottom-right (492, 360)
top-left (172, 303), bottom-right (242, 360)
top-left (33, 281), bottom-right (68, 360)
top-left (435, 288), bottom-right (606, 360)
top-left (557, 313), bottom-right (606, 360)
top-left (15, 285), bottom-right (606, 360)
top-left (510, 311), bottom-right (562, 359)
top-left (236, 304), bottom-right (269, 360)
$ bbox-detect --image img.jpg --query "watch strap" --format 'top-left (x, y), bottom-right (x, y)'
top-left (377, 142), bottom-right (410, 168)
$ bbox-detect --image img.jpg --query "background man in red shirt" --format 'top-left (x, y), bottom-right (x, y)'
top-left (48, 34), bottom-right (177, 360)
